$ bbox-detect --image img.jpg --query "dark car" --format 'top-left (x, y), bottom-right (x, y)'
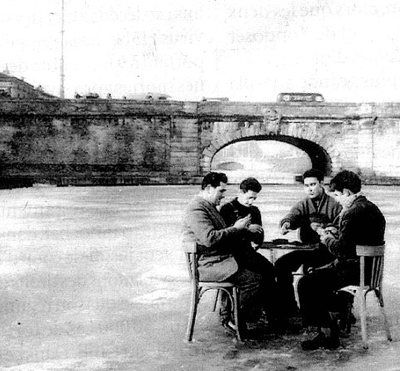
top-left (75, 92), bottom-right (100, 99)
top-left (125, 92), bottom-right (170, 100)
top-left (0, 89), bottom-right (12, 98)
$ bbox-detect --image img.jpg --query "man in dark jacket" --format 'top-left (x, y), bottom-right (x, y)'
top-left (219, 177), bottom-right (278, 323)
top-left (182, 172), bottom-right (268, 335)
top-left (298, 170), bottom-right (386, 350)
top-left (276, 169), bottom-right (342, 318)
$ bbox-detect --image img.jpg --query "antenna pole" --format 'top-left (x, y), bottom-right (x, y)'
top-left (60, 0), bottom-right (65, 98)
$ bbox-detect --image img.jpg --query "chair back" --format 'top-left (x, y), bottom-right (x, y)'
top-left (182, 237), bottom-right (199, 282)
top-left (356, 244), bottom-right (385, 289)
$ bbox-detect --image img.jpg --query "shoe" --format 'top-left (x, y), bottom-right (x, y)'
top-left (303, 326), bottom-right (319, 336)
top-left (301, 332), bottom-right (340, 351)
top-left (222, 320), bottom-right (238, 336)
top-left (246, 319), bottom-right (268, 332)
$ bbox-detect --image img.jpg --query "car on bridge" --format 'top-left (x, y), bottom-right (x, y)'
top-left (74, 92), bottom-right (100, 99)
top-left (124, 92), bottom-right (171, 100)
top-left (0, 89), bottom-right (12, 98)
top-left (277, 92), bottom-right (324, 103)
top-left (201, 97), bottom-right (229, 102)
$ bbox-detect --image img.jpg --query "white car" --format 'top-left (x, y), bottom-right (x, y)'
top-left (277, 92), bottom-right (324, 103)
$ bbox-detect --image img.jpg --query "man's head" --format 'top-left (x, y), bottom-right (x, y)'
top-left (237, 177), bottom-right (262, 207)
top-left (329, 170), bottom-right (361, 205)
top-left (302, 169), bottom-right (325, 200)
top-left (201, 172), bottom-right (228, 206)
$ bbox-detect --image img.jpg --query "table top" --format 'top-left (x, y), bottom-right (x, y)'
top-left (261, 239), bottom-right (318, 250)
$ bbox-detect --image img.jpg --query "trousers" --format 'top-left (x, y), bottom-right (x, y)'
top-left (274, 247), bottom-right (334, 316)
top-left (220, 249), bottom-right (277, 323)
top-left (298, 266), bottom-right (357, 328)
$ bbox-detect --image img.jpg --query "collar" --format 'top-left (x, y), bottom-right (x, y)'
top-left (341, 191), bottom-right (364, 212)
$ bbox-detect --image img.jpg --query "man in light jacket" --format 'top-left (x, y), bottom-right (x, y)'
top-left (182, 172), bottom-right (268, 335)
top-left (276, 169), bottom-right (342, 319)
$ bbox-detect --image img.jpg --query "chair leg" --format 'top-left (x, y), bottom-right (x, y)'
top-left (212, 289), bottom-right (220, 312)
top-left (232, 287), bottom-right (242, 342)
top-left (186, 284), bottom-right (199, 342)
top-left (337, 297), bottom-right (353, 334)
top-left (359, 289), bottom-right (369, 349)
top-left (345, 299), bottom-right (354, 334)
top-left (374, 289), bottom-right (392, 342)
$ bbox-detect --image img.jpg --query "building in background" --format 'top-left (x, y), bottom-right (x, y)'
top-left (0, 69), bottom-right (56, 99)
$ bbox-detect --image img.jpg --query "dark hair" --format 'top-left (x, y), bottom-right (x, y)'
top-left (201, 172), bottom-right (228, 190)
top-left (239, 177), bottom-right (262, 193)
top-left (329, 170), bottom-right (361, 193)
top-left (302, 169), bottom-right (324, 182)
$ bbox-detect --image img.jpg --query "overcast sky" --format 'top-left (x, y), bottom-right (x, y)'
top-left (1, 0), bottom-right (400, 102)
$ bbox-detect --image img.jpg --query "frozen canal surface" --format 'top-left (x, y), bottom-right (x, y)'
top-left (0, 184), bottom-right (399, 370)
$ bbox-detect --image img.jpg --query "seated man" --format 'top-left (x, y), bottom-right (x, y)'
top-left (219, 177), bottom-right (278, 324)
top-left (182, 172), bottom-right (269, 335)
top-left (275, 169), bottom-right (342, 318)
top-left (298, 170), bottom-right (386, 350)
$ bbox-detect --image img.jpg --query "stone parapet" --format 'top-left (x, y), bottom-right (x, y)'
top-left (0, 99), bottom-right (399, 186)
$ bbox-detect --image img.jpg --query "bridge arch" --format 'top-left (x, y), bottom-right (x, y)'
top-left (200, 123), bottom-right (343, 177)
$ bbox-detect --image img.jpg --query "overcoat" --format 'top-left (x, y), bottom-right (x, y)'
top-left (182, 196), bottom-right (240, 282)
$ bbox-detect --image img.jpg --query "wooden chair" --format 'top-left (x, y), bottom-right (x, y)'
top-left (183, 239), bottom-right (241, 342)
top-left (338, 244), bottom-right (392, 349)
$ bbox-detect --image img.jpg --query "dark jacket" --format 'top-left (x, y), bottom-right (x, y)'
top-left (324, 195), bottom-right (386, 258)
top-left (182, 196), bottom-right (240, 282)
top-left (280, 190), bottom-right (342, 243)
top-left (323, 195), bottom-right (386, 284)
top-left (219, 198), bottom-right (264, 248)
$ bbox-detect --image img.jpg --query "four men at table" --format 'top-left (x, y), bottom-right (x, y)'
top-left (183, 169), bottom-right (386, 349)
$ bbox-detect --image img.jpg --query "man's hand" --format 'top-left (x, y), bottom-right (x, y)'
top-left (310, 222), bottom-right (323, 232)
top-left (324, 226), bottom-right (338, 238)
top-left (233, 215), bottom-right (251, 230)
top-left (320, 229), bottom-right (336, 244)
top-left (247, 224), bottom-right (263, 234)
top-left (311, 223), bottom-right (326, 236)
top-left (281, 221), bottom-right (290, 235)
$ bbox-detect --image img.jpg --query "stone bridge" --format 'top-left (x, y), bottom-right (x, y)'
top-left (0, 98), bottom-right (400, 186)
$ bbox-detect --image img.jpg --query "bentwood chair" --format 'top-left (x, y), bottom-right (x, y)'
top-left (183, 239), bottom-right (241, 342)
top-left (338, 244), bottom-right (392, 349)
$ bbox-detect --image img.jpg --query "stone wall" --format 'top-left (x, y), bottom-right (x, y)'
top-left (373, 118), bottom-right (400, 177)
top-left (0, 112), bottom-right (177, 186)
top-left (1, 99), bottom-right (400, 186)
